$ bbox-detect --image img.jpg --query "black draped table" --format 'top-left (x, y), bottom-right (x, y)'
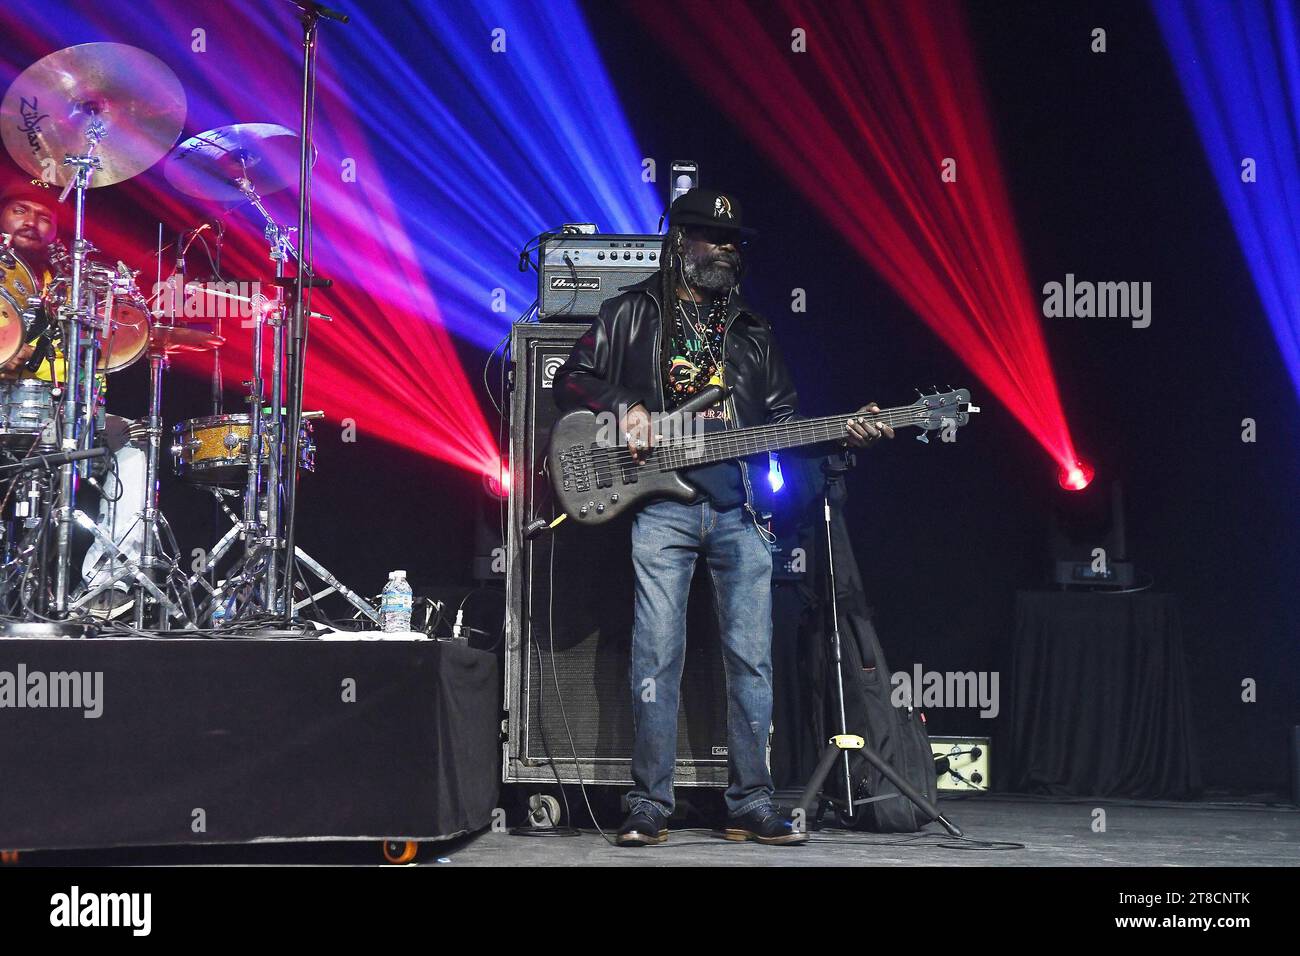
top-left (1009, 590), bottom-right (1202, 798)
top-left (0, 636), bottom-right (500, 851)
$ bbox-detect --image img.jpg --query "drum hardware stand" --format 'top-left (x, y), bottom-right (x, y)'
top-left (51, 127), bottom-right (105, 615)
top-left (184, 160), bottom-right (374, 629)
top-left (62, 340), bottom-right (194, 628)
top-left (0, 446), bottom-right (56, 616)
top-left (235, 176), bottom-right (290, 613)
top-left (188, 485), bottom-right (378, 625)
top-left (66, 512), bottom-right (185, 624)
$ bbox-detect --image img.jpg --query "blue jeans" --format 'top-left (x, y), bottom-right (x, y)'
top-left (627, 497), bottom-right (775, 820)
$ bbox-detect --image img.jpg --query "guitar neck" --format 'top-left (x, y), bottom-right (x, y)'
top-left (654, 405), bottom-right (924, 470)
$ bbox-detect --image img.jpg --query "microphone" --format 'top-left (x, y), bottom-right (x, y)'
top-left (0, 446), bottom-right (108, 476)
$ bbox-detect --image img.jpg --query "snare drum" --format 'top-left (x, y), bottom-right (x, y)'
top-left (171, 413), bottom-right (316, 486)
top-left (0, 378), bottom-right (55, 446)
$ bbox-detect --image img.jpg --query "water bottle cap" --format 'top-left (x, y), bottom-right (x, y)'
top-left (389, 570), bottom-right (406, 578)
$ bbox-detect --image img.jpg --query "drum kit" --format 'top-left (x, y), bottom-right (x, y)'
top-left (0, 40), bottom-right (377, 632)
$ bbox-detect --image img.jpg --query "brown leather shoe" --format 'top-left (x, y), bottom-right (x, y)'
top-left (721, 804), bottom-right (808, 845)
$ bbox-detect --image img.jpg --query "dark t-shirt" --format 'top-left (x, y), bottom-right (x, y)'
top-left (661, 296), bottom-right (746, 509)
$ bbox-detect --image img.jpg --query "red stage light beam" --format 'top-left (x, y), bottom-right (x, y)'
top-left (636, 0), bottom-right (1080, 473)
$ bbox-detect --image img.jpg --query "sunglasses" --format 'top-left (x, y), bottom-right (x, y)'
top-left (683, 226), bottom-right (745, 247)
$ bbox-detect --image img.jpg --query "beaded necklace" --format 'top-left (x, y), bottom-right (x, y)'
top-left (663, 294), bottom-right (727, 405)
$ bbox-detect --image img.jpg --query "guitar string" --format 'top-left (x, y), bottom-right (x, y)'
top-left (574, 406), bottom-right (956, 479)
top-left (580, 405), bottom-right (923, 466)
top-left (580, 408), bottom-right (933, 475)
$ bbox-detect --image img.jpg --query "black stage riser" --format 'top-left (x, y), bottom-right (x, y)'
top-left (0, 638), bottom-right (499, 851)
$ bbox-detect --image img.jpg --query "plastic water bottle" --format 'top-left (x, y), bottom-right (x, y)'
top-left (379, 570), bottom-right (413, 633)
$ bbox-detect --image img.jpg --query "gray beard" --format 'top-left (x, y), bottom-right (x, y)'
top-left (683, 253), bottom-right (738, 294)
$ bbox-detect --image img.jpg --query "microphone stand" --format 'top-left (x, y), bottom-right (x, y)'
top-left (794, 451), bottom-right (962, 837)
top-left (279, 0), bottom-right (347, 625)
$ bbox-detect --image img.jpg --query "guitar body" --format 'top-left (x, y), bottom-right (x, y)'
top-left (549, 408), bottom-right (698, 524)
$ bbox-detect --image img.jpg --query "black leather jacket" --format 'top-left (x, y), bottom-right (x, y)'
top-left (553, 273), bottom-right (812, 518)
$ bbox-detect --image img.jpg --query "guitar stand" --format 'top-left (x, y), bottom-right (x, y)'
top-left (793, 451), bottom-right (962, 838)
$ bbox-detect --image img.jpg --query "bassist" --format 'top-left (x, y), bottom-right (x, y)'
top-left (554, 189), bottom-right (894, 846)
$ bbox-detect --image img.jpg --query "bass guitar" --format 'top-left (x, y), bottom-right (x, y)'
top-left (549, 387), bottom-right (977, 524)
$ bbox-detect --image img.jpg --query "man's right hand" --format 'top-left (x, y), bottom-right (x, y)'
top-left (621, 403), bottom-right (654, 464)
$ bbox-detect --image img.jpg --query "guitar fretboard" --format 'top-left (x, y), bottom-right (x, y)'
top-left (653, 405), bottom-right (927, 470)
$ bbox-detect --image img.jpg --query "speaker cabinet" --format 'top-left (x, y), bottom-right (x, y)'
top-left (504, 323), bottom-right (729, 787)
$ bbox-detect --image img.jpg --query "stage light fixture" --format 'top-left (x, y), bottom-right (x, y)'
top-left (483, 465), bottom-right (510, 500)
top-left (1057, 459), bottom-right (1096, 492)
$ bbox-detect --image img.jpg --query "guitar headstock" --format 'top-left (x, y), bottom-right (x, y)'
top-left (913, 388), bottom-right (979, 432)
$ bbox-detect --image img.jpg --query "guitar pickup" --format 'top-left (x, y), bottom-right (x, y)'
top-left (619, 457), bottom-right (639, 485)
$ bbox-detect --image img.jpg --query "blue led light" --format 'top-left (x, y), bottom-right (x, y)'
top-left (768, 452), bottom-right (784, 493)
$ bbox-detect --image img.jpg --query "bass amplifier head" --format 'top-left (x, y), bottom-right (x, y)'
top-left (538, 233), bottom-right (664, 320)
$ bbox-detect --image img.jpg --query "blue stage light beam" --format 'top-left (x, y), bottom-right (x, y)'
top-left (334, 0), bottom-right (663, 348)
top-left (1154, 0), bottom-right (1300, 400)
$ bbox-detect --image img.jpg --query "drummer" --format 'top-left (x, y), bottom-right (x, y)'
top-left (0, 178), bottom-right (146, 615)
top-left (1, 179), bottom-right (57, 274)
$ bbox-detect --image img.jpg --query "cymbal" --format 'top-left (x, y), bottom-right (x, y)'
top-left (164, 123), bottom-right (314, 203)
top-left (0, 42), bottom-right (186, 188)
top-left (149, 324), bottom-right (224, 355)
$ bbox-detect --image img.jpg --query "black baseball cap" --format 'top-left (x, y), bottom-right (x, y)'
top-left (668, 188), bottom-right (756, 239)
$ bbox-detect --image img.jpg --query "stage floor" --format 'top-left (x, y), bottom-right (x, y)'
top-left (439, 794), bottom-right (1300, 867)
top-left (10, 794), bottom-right (1298, 867)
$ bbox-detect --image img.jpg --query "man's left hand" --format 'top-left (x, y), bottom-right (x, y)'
top-left (843, 403), bottom-right (895, 447)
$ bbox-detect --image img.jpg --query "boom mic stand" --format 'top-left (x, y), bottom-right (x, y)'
top-left (279, 0), bottom-right (350, 626)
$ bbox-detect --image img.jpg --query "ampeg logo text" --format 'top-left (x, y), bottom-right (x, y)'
top-left (549, 276), bottom-right (601, 291)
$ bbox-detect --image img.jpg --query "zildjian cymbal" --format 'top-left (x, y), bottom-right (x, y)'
top-left (0, 42), bottom-right (186, 187)
top-left (164, 123), bottom-right (315, 203)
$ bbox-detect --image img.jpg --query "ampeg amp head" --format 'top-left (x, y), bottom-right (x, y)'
top-left (538, 232), bottom-right (663, 320)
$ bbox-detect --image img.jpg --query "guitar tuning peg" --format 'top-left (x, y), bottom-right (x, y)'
top-left (916, 432), bottom-right (929, 444)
